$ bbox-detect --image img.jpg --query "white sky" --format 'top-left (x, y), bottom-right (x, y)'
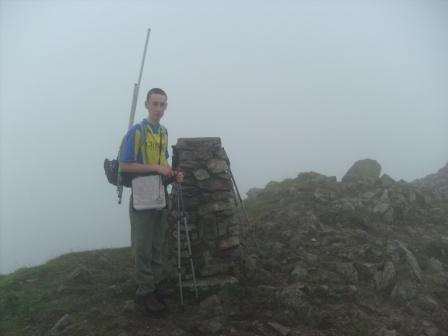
top-left (1, 0), bottom-right (447, 274)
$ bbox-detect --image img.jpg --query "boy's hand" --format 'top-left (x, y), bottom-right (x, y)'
top-left (157, 165), bottom-right (174, 177)
top-left (175, 171), bottom-right (184, 183)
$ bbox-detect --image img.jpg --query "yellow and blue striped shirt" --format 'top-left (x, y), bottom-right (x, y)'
top-left (120, 119), bottom-right (169, 166)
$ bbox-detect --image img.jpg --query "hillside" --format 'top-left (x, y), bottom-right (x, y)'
top-left (242, 160), bottom-right (448, 335)
top-left (1, 159), bottom-right (448, 336)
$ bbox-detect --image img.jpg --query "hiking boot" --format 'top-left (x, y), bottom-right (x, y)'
top-left (135, 292), bottom-right (166, 313)
top-left (154, 287), bottom-right (170, 307)
top-left (155, 287), bottom-right (171, 299)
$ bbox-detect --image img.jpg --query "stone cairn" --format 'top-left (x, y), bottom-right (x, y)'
top-left (165, 138), bottom-right (241, 286)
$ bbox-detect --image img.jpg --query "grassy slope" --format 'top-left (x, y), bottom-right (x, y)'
top-left (0, 248), bottom-right (136, 336)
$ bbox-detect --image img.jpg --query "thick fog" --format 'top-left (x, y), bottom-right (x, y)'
top-left (0, 0), bottom-right (447, 274)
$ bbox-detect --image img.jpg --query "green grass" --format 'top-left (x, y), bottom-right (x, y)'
top-left (0, 248), bottom-right (134, 336)
top-left (0, 264), bottom-right (66, 334)
top-left (341, 320), bottom-right (370, 336)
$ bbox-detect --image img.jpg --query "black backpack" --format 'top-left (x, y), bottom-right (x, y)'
top-left (104, 123), bottom-right (148, 189)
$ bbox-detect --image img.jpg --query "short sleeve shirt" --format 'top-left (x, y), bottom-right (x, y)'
top-left (120, 119), bottom-right (169, 165)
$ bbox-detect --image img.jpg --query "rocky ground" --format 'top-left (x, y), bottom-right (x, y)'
top-left (1, 159), bottom-right (447, 336)
top-left (241, 159), bottom-right (448, 336)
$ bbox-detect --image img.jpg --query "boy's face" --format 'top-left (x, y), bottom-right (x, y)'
top-left (145, 93), bottom-right (167, 123)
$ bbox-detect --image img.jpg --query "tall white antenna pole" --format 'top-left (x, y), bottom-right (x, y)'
top-left (117, 28), bottom-right (151, 204)
top-left (127, 28), bottom-right (151, 130)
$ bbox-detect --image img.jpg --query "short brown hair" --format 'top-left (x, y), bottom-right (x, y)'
top-left (146, 88), bottom-right (167, 101)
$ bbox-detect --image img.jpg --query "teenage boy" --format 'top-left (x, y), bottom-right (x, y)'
top-left (119, 87), bottom-right (182, 313)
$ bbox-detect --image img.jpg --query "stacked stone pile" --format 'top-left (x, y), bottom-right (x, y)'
top-left (165, 137), bottom-right (241, 281)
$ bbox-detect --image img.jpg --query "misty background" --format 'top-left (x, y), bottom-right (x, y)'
top-left (0, 0), bottom-right (447, 274)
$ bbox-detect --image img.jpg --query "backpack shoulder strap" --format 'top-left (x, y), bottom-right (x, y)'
top-left (138, 122), bottom-right (147, 146)
top-left (159, 124), bottom-right (168, 136)
top-left (118, 123), bottom-right (146, 159)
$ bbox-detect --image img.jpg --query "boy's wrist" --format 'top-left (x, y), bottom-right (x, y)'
top-left (152, 164), bottom-right (160, 174)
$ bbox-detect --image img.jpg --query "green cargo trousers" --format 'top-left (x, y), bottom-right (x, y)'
top-left (129, 197), bottom-right (167, 296)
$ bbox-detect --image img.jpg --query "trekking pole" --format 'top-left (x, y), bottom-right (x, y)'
top-left (223, 152), bottom-right (260, 252)
top-left (178, 183), bottom-right (199, 300)
top-left (227, 165), bottom-right (251, 226)
top-left (176, 189), bottom-right (184, 305)
top-left (117, 28), bottom-right (152, 203)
